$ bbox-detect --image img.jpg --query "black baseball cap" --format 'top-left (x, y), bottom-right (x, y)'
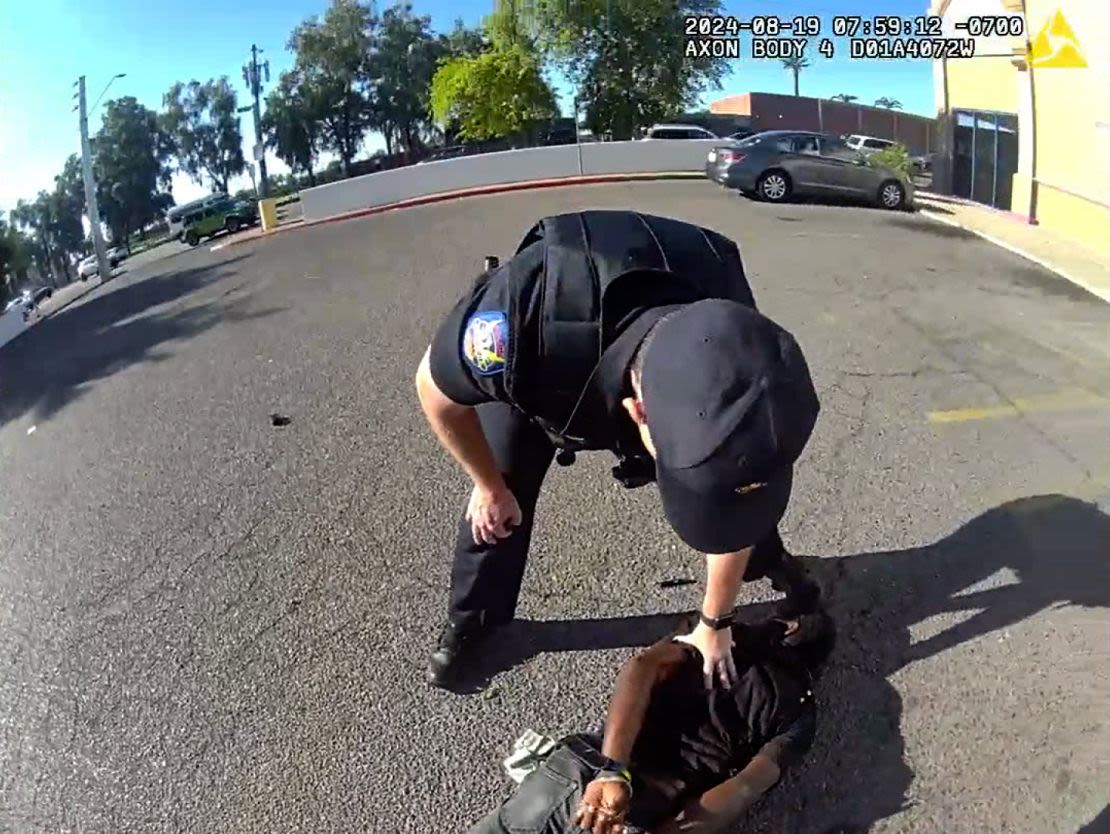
top-left (639, 300), bottom-right (820, 554)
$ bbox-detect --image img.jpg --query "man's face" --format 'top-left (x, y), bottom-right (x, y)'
top-left (621, 371), bottom-right (657, 459)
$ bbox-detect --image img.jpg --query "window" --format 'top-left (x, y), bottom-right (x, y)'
top-left (864, 138), bottom-right (894, 150)
top-left (793, 136), bottom-right (820, 155)
top-left (820, 138), bottom-right (859, 161)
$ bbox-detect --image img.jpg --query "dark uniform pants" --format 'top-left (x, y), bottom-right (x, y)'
top-left (448, 403), bottom-right (802, 632)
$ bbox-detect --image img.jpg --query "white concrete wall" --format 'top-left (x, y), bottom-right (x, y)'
top-left (0, 309), bottom-right (28, 349)
top-left (580, 139), bottom-right (719, 175)
top-left (299, 140), bottom-right (721, 222)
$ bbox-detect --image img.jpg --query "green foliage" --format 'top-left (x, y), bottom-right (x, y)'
top-left (162, 78), bottom-right (245, 193)
top-left (371, 4), bottom-right (447, 156)
top-left (530, 0), bottom-right (729, 140)
top-left (831, 93), bottom-right (857, 103)
top-left (0, 211), bottom-right (33, 299)
top-left (874, 97), bottom-right (903, 110)
top-left (95, 97), bottom-right (175, 242)
top-left (443, 18), bottom-right (488, 57)
top-left (263, 72), bottom-right (322, 186)
top-left (430, 43), bottom-right (556, 143)
top-left (869, 142), bottom-right (914, 178)
top-left (288, 0), bottom-right (378, 175)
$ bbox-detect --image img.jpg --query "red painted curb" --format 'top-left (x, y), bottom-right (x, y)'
top-left (215, 172), bottom-right (702, 249)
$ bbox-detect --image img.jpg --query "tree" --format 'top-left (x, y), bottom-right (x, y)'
top-left (532, 0), bottom-right (729, 140)
top-left (262, 71), bottom-right (322, 187)
top-left (11, 193), bottom-right (66, 286)
top-left (781, 56), bottom-right (811, 97)
top-left (50, 156), bottom-right (87, 273)
top-left (830, 93), bottom-right (858, 103)
top-left (288, 0), bottom-right (377, 177)
top-left (0, 211), bottom-right (32, 300)
top-left (430, 43), bottom-right (556, 143)
top-left (94, 97), bottom-right (175, 243)
top-left (370, 3), bottom-right (447, 158)
top-left (875, 97), bottom-right (903, 110)
top-left (163, 78), bottom-right (246, 193)
top-left (442, 18), bottom-right (487, 58)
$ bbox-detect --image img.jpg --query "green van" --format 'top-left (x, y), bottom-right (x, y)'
top-left (181, 198), bottom-right (258, 246)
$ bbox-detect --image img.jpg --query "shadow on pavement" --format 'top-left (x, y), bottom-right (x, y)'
top-left (464, 494), bottom-right (1110, 833)
top-left (1078, 804), bottom-right (1110, 834)
top-left (0, 253), bottom-right (273, 428)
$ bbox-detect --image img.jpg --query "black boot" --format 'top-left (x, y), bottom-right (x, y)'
top-left (426, 621), bottom-right (493, 689)
top-left (765, 551), bottom-right (821, 619)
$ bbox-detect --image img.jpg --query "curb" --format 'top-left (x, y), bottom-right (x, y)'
top-left (210, 171), bottom-right (705, 251)
top-left (917, 208), bottom-right (1110, 305)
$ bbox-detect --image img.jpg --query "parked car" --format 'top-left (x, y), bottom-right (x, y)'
top-left (28, 286), bottom-right (52, 306)
top-left (78, 255), bottom-right (100, 281)
top-left (845, 134), bottom-right (897, 155)
top-left (107, 244), bottom-right (129, 263)
top-left (642, 123), bottom-right (719, 140)
top-left (706, 130), bottom-right (914, 210)
top-left (181, 198), bottom-right (258, 246)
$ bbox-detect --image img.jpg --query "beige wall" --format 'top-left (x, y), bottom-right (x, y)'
top-left (935, 0), bottom-right (1110, 255)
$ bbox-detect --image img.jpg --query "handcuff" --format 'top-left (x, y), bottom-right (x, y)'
top-left (699, 607), bottom-right (738, 631)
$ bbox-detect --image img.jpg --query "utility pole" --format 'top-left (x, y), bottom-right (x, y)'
top-left (75, 76), bottom-right (112, 282)
top-left (242, 45), bottom-right (270, 198)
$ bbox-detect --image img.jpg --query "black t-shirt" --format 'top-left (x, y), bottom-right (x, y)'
top-left (626, 621), bottom-right (817, 825)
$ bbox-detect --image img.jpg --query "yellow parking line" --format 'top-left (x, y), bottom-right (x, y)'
top-left (928, 388), bottom-right (1110, 424)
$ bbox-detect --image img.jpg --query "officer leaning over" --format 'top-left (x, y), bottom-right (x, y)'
top-left (415, 210), bottom-right (822, 691)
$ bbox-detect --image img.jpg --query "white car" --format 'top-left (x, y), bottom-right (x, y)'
top-left (845, 134), bottom-right (896, 155)
top-left (78, 255), bottom-right (100, 281)
top-left (642, 123), bottom-right (719, 140)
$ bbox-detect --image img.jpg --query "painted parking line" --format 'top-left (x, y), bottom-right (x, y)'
top-left (928, 387), bottom-right (1110, 424)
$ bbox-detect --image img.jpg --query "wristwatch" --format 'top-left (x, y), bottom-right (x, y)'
top-left (699, 608), bottom-right (737, 631)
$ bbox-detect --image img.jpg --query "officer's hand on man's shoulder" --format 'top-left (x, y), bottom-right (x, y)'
top-left (676, 622), bottom-right (739, 690)
top-left (466, 483), bottom-right (522, 546)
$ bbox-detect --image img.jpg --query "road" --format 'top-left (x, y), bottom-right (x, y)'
top-left (1, 182), bottom-right (1107, 834)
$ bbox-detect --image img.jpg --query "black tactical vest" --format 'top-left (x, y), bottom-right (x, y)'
top-left (501, 210), bottom-right (757, 454)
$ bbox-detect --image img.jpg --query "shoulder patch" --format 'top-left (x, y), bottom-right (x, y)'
top-left (462, 310), bottom-right (509, 376)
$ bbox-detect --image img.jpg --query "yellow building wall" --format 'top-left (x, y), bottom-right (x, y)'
top-left (1019, 0), bottom-right (1110, 258)
top-left (938, 0), bottom-right (1022, 113)
top-left (938, 0), bottom-right (1109, 257)
top-left (946, 57), bottom-right (1021, 113)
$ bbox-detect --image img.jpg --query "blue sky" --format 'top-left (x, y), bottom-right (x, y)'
top-left (0, 0), bottom-right (936, 214)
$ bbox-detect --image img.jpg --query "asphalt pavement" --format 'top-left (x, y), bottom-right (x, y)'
top-left (1, 182), bottom-right (1107, 834)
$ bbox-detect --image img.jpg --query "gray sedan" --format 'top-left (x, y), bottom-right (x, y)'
top-left (705, 130), bottom-right (914, 210)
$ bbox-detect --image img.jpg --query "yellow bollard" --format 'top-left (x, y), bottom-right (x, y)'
top-left (258, 198), bottom-right (280, 232)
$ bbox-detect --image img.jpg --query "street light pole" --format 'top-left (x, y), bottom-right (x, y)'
top-left (76, 75), bottom-right (112, 282)
top-left (242, 45), bottom-right (270, 198)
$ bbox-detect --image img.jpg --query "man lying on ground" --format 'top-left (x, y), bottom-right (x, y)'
top-left (469, 610), bottom-right (835, 834)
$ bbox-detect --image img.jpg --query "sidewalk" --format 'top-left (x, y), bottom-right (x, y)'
top-left (916, 193), bottom-right (1110, 304)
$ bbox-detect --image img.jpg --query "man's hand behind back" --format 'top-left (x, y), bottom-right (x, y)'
top-left (573, 778), bottom-right (631, 834)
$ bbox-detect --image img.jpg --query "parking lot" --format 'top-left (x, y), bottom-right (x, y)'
top-left (0, 180), bottom-right (1107, 833)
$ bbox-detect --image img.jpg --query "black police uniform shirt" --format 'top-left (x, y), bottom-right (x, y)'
top-left (428, 240), bottom-right (720, 453)
top-left (624, 620), bottom-right (817, 827)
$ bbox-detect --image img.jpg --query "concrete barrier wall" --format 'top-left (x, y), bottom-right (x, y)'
top-left (580, 139), bottom-right (719, 175)
top-left (0, 309), bottom-right (28, 349)
top-left (299, 140), bottom-right (721, 221)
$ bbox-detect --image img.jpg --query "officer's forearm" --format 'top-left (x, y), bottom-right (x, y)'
top-left (415, 351), bottom-right (505, 492)
top-left (701, 549), bottom-right (752, 617)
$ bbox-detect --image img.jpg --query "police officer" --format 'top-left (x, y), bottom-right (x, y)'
top-left (415, 210), bottom-right (822, 691)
